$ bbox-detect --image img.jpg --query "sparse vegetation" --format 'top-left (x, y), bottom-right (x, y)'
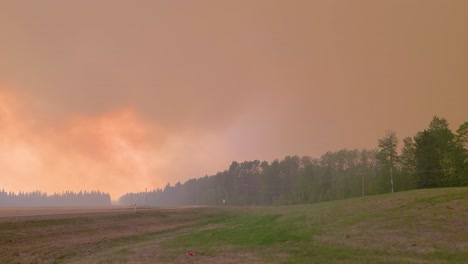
top-left (1, 187), bottom-right (466, 263)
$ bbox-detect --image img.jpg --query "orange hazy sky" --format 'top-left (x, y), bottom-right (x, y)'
top-left (1, 0), bottom-right (467, 199)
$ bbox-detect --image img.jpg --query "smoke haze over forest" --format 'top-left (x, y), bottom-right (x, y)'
top-left (1, 0), bottom-right (467, 199)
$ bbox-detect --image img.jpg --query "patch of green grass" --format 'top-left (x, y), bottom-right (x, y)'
top-left (394, 187), bottom-right (468, 210)
top-left (170, 213), bottom-right (310, 249)
top-left (425, 251), bottom-right (468, 263)
top-left (415, 190), bottom-right (467, 205)
top-left (173, 210), bottom-right (402, 262)
top-left (159, 188), bottom-right (468, 263)
top-left (115, 248), bottom-right (133, 254)
top-left (3, 188), bottom-right (466, 263)
top-left (162, 209), bottom-right (412, 263)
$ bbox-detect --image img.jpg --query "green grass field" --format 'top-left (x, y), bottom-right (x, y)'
top-left (1, 187), bottom-right (467, 263)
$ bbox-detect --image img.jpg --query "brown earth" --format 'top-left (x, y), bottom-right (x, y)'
top-left (0, 207), bottom-right (128, 219)
top-left (0, 206), bottom-right (219, 263)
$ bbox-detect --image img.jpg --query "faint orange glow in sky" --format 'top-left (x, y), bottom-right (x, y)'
top-left (0, 87), bottom-right (234, 199)
top-left (0, 1), bottom-right (467, 199)
top-left (0, 89), bottom-right (170, 199)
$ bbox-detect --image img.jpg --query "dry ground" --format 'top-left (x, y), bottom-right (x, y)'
top-left (0, 207), bottom-right (220, 263)
top-left (0, 188), bottom-right (467, 263)
top-left (0, 207), bottom-right (128, 218)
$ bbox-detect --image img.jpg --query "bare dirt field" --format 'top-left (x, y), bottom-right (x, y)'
top-left (0, 207), bottom-right (128, 218)
top-left (0, 206), bottom-right (221, 263)
top-left (0, 206), bottom-right (204, 220)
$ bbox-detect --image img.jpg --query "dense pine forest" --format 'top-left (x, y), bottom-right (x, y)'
top-left (119, 116), bottom-right (468, 206)
top-left (0, 190), bottom-right (111, 207)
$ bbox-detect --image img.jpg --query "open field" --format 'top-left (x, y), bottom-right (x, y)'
top-left (0, 207), bottom-right (128, 218)
top-left (0, 187), bottom-right (467, 263)
top-left (0, 206), bottom-right (200, 219)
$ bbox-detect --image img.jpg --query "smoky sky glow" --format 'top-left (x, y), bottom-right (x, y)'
top-left (1, 0), bottom-right (467, 199)
top-left (0, 87), bottom-right (236, 198)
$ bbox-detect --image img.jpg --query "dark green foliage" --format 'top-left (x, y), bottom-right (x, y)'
top-left (413, 116), bottom-right (465, 188)
top-left (414, 129), bottom-right (445, 187)
top-left (119, 116), bottom-right (467, 206)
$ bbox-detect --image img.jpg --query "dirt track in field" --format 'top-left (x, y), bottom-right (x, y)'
top-left (0, 207), bottom-right (129, 219)
top-left (0, 207), bottom-right (218, 263)
top-left (0, 206), bottom-right (203, 219)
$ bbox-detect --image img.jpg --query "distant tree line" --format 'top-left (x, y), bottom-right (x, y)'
top-left (120, 116), bottom-right (467, 207)
top-left (0, 190), bottom-right (111, 207)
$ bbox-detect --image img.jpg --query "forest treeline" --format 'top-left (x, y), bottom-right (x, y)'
top-left (119, 116), bottom-right (468, 207)
top-left (0, 190), bottom-right (111, 207)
